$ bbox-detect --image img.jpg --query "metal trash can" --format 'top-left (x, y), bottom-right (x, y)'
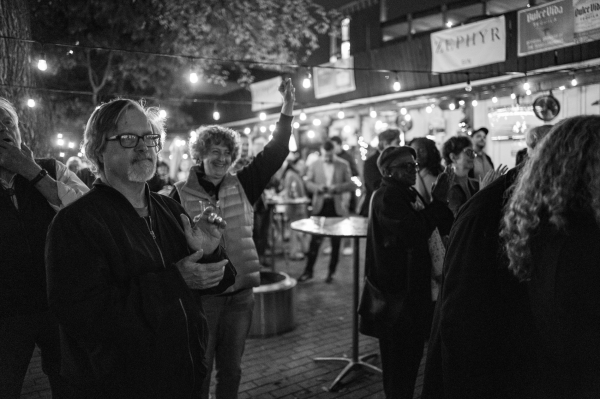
top-left (249, 271), bottom-right (296, 338)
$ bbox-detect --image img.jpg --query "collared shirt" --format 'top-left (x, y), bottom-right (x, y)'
top-left (0, 160), bottom-right (89, 210)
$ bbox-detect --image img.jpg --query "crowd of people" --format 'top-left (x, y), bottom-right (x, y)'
top-left (1, 78), bottom-right (599, 398)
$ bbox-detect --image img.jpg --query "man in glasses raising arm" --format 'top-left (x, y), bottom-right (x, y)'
top-left (45, 99), bottom-right (234, 398)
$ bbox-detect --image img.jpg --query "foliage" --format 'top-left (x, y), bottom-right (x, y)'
top-left (28, 0), bottom-right (335, 108)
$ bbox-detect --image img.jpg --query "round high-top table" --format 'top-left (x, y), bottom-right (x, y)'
top-left (265, 196), bottom-right (311, 270)
top-left (290, 216), bottom-right (381, 392)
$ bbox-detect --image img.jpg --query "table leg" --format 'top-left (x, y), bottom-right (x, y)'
top-left (314, 236), bottom-right (381, 392)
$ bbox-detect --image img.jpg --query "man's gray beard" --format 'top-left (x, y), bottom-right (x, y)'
top-left (127, 160), bottom-right (155, 183)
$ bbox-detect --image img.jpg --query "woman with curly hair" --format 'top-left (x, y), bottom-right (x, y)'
top-left (502, 115), bottom-right (600, 398)
top-left (410, 137), bottom-right (444, 203)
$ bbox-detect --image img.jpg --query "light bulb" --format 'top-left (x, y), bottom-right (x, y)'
top-left (259, 112), bottom-right (267, 121)
top-left (465, 84), bottom-right (472, 92)
top-left (57, 133), bottom-right (63, 139)
top-left (393, 81), bottom-right (401, 91)
top-left (260, 126), bottom-right (267, 133)
top-left (449, 103), bottom-right (456, 111)
top-left (57, 139), bottom-right (64, 146)
top-left (370, 109), bottom-right (377, 118)
top-left (446, 21), bottom-right (453, 28)
top-left (400, 107), bottom-right (407, 115)
top-left (302, 77), bottom-right (311, 89)
top-left (299, 112), bottom-right (307, 121)
top-left (293, 122), bottom-right (300, 129)
top-left (459, 100), bottom-right (465, 106)
top-left (307, 130), bottom-right (315, 139)
top-left (213, 111), bottom-right (220, 120)
top-left (27, 99), bottom-right (35, 108)
top-left (313, 119), bottom-right (321, 126)
top-left (404, 114), bottom-right (412, 121)
top-left (269, 124), bottom-right (276, 132)
top-left (472, 100), bottom-right (478, 107)
top-left (526, 89), bottom-right (532, 96)
top-left (159, 110), bottom-right (167, 119)
top-left (511, 93), bottom-right (516, 100)
top-left (189, 72), bottom-right (198, 83)
top-left (68, 142), bottom-right (75, 149)
top-left (571, 78), bottom-right (578, 86)
top-left (523, 81), bottom-right (530, 90)
top-left (559, 85), bottom-right (566, 90)
top-left (338, 110), bottom-right (345, 119)
top-left (426, 106), bottom-right (432, 113)
top-left (37, 59), bottom-right (47, 71)
top-left (492, 96), bottom-right (498, 103)
top-left (244, 127), bottom-right (251, 134)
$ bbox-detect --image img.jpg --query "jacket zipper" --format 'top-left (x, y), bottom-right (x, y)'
top-left (145, 213), bottom-right (196, 395)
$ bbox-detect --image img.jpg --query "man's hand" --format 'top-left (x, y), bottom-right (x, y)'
top-left (181, 208), bottom-right (227, 254)
top-left (175, 250), bottom-right (227, 290)
top-left (431, 165), bottom-right (455, 203)
top-left (279, 78), bottom-right (295, 116)
top-left (0, 142), bottom-right (40, 179)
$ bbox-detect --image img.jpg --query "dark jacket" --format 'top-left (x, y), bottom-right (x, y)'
top-left (447, 177), bottom-right (479, 217)
top-left (359, 150), bottom-right (381, 217)
top-left (46, 182), bottom-right (230, 398)
top-left (528, 212), bottom-right (600, 398)
top-left (468, 151), bottom-right (494, 179)
top-left (0, 158), bottom-right (57, 318)
top-left (422, 168), bottom-right (540, 399)
top-left (364, 177), bottom-right (453, 331)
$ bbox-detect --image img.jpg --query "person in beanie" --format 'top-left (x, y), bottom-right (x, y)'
top-left (363, 146), bottom-right (453, 399)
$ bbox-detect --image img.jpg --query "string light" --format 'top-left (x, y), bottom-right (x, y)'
top-left (159, 109), bottom-right (167, 119)
top-left (27, 99), bottom-right (35, 107)
top-left (292, 121), bottom-right (300, 129)
top-left (472, 99), bottom-right (478, 107)
top-left (492, 96), bottom-right (498, 103)
top-left (392, 73), bottom-right (401, 92)
top-left (449, 103), bottom-right (456, 110)
top-left (189, 72), bottom-right (198, 83)
top-left (259, 112), bottom-right (266, 121)
top-left (571, 75), bottom-right (578, 86)
top-left (299, 112), bottom-right (307, 121)
top-left (338, 110), bottom-right (345, 119)
top-left (559, 85), bottom-right (566, 90)
top-left (37, 53), bottom-right (47, 71)
top-left (369, 108), bottom-right (377, 118)
top-left (243, 127), bottom-right (251, 134)
top-left (302, 69), bottom-right (312, 89)
top-left (511, 93), bottom-right (516, 100)
top-left (426, 106), bottom-right (432, 113)
top-left (525, 89), bottom-right (532, 96)
top-left (313, 118), bottom-right (321, 126)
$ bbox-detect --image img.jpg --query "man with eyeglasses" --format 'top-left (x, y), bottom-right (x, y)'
top-left (45, 99), bottom-right (235, 398)
top-left (0, 97), bottom-right (88, 398)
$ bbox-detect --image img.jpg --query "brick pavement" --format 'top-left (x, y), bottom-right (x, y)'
top-left (21, 239), bottom-right (426, 398)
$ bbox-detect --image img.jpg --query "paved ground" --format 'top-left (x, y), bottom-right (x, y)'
top-left (21, 238), bottom-right (426, 398)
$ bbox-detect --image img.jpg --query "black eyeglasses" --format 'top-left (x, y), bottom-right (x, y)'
top-left (106, 134), bottom-right (161, 148)
top-left (391, 161), bottom-right (419, 171)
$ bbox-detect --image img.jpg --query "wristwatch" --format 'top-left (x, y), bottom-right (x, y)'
top-left (29, 169), bottom-right (48, 186)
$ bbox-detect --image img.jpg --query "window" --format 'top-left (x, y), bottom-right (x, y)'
top-left (382, 21), bottom-right (410, 42)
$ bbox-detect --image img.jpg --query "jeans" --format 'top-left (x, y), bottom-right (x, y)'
top-left (303, 199), bottom-right (340, 276)
top-left (0, 311), bottom-right (70, 398)
top-left (200, 288), bottom-right (255, 399)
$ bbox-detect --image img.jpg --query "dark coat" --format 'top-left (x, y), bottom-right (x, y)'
top-left (364, 177), bottom-right (453, 331)
top-left (422, 168), bottom-right (540, 399)
top-left (359, 150), bottom-right (381, 217)
top-left (46, 182), bottom-right (231, 398)
top-left (528, 212), bottom-right (600, 398)
top-left (447, 177), bottom-right (479, 218)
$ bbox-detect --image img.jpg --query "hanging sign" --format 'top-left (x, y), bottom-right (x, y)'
top-left (518, 0), bottom-right (575, 56)
top-left (313, 57), bottom-right (356, 99)
top-left (250, 76), bottom-right (283, 112)
top-left (430, 16), bottom-right (506, 73)
top-left (574, 0), bottom-right (600, 43)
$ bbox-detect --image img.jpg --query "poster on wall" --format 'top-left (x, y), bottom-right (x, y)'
top-left (430, 16), bottom-right (506, 73)
top-left (574, 0), bottom-right (600, 43)
top-left (313, 57), bottom-right (356, 99)
top-left (518, 0), bottom-right (600, 56)
top-left (250, 76), bottom-right (283, 112)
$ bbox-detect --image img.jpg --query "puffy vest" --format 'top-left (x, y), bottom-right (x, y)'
top-left (175, 169), bottom-right (260, 291)
top-left (0, 159), bottom-right (57, 318)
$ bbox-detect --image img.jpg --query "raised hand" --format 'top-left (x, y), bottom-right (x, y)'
top-left (279, 78), bottom-right (295, 116)
top-left (175, 250), bottom-right (227, 290)
top-left (431, 165), bottom-right (455, 203)
top-left (181, 207), bottom-right (227, 254)
top-left (479, 164), bottom-right (507, 189)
